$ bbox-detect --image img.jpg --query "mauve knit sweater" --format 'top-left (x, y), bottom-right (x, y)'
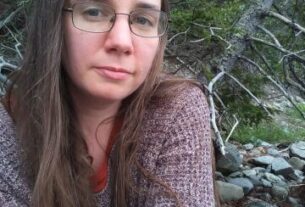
top-left (0, 85), bottom-right (215, 207)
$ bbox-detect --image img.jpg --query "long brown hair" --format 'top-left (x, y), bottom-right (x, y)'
top-left (4, 0), bottom-right (175, 207)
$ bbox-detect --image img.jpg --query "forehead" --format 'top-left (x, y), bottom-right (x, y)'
top-left (69, 0), bottom-right (162, 9)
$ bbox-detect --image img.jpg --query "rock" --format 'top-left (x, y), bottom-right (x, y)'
top-left (243, 169), bottom-right (257, 177)
top-left (288, 196), bottom-right (303, 207)
top-left (216, 181), bottom-right (244, 202)
top-left (260, 141), bottom-right (273, 147)
top-left (267, 148), bottom-right (281, 157)
top-left (228, 177), bottom-right (254, 194)
top-left (290, 141), bottom-right (305, 159)
top-left (246, 200), bottom-right (277, 207)
top-left (252, 167), bottom-right (266, 174)
top-left (289, 157), bottom-right (305, 171)
top-left (261, 178), bottom-right (272, 187)
top-left (215, 171), bottom-right (225, 181)
top-left (250, 148), bottom-right (264, 157)
top-left (216, 142), bottom-right (242, 174)
top-left (228, 171), bottom-right (243, 178)
top-left (251, 155), bottom-right (275, 166)
top-left (271, 157), bottom-right (294, 177)
top-left (244, 143), bottom-right (255, 150)
top-left (264, 172), bottom-right (284, 184)
top-left (271, 185), bottom-right (289, 201)
top-left (247, 175), bottom-right (262, 186)
top-left (288, 169), bottom-right (304, 183)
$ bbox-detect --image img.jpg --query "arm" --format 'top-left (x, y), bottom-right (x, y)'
top-left (0, 104), bottom-right (30, 207)
top-left (143, 86), bottom-right (215, 207)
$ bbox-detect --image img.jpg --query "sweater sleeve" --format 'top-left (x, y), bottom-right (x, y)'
top-left (0, 104), bottom-right (30, 207)
top-left (141, 86), bottom-right (215, 207)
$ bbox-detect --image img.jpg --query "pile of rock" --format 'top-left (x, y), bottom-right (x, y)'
top-left (215, 140), bottom-right (305, 207)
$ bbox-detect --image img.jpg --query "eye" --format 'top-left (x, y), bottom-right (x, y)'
top-left (84, 8), bottom-right (102, 17)
top-left (78, 5), bottom-right (113, 21)
top-left (135, 16), bottom-right (152, 25)
top-left (131, 14), bottom-right (156, 27)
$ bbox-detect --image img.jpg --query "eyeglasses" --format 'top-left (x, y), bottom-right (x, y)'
top-left (63, 2), bottom-right (169, 38)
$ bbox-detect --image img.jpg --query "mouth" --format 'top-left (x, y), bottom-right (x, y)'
top-left (94, 66), bottom-right (132, 80)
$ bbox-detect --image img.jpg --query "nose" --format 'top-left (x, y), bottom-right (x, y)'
top-left (103, 14), bottom-right (134, 55)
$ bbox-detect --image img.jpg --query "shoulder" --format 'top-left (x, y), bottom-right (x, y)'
top-left (146, 81), bottom-right (209, 125)
top-left (139, 81), bottom-right (210, 165)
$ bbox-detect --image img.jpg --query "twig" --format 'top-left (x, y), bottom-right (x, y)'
top-left (168, 27), bottom-right (190, 43)
top-left (0, 7), bottom-right (22, 30)
top-left (257, 25), bottom-right (282, 48)
top-left (225, 115), bottom-right (239, 142)
top-left (238, 55), bottom-right (305, 120)
top-left (225, 72), bottom-right (272, 116)
top-left (267, 11), bottom-right (305, 34)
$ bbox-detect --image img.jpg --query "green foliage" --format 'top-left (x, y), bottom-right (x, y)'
top-left (219, 65), bottom-right (272, 126)
top-left (170, 0), bottom-right (247, 37)
top-left (286, 103), bottom-right (305, 119)
top-left (232, 120), bottom-right (305, 144)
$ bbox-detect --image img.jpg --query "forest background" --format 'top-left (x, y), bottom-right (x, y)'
top-left (0, 0), bottom-right (305, 154)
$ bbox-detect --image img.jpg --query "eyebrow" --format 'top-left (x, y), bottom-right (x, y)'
top-left (72, 0), bottom-right (160, 10)
top-left (135, 2), bottom-right (160, 10)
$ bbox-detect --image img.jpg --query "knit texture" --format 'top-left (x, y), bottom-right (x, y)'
top-left (0, 85), bottom-right (215, 207)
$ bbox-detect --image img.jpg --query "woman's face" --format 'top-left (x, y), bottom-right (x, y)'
top-left (62, 0), bottom-right (161, 103)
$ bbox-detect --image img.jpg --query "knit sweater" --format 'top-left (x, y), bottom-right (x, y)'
top-left (0, 85), bottom-right (215, 207)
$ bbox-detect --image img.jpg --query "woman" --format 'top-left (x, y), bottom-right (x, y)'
top-left (0, 0), bottom-right (215, 206)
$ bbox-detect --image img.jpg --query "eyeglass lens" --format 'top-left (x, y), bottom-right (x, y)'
top-left (71, 2), bottom-right (168, 37)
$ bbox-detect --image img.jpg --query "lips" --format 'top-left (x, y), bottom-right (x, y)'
top-left (94, 66), bottom-right (132, 80)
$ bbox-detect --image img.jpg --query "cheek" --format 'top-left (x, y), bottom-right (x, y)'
top-left (137, 40), bottom-right (159, 75)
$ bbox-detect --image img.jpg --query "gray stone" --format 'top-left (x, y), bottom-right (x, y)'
top-left (261, 178), bottom-right (272, 187)
top-left (290, 141), bottom-right (305, 159)
top-left (251, 155), bottom-right (275, 166)
top-left (271, 185), bottom-right (289, 201)
top-left (228, 171), bottom-right (243, 178)
top-left (216, 142), bottom-right (242, 174)
top-left (250, 148), bottom-right (263, 157)
top-left (247, 175), bottom-right (262, 186)
top-left (243, 169), bottom-right (257, 177)
top-left (264, 172), bottom-right (283, 183)
top-left (289, 157), bottom-right (305, 171)
top-left (255, 193), bottom-right (272, 202)
top-left (267, 148), bottom-right (281, 157)
top-left (228, 177), bottom-right (254, 194)
top-left (288, 197), bottom-right (303, 207)
top-left (246, 200), bottom-right (277, 207)
top-left (288, 169), bottom-right (304, 183)
top-left (260, 141), bottom-right (273, 147)
top-left (215, 171), bottom-right (225, 181)
top-left (216, 181), bottom-right (244, 202)
top-left (244, 143), bottom-right (255, 150)
top-left (252, 167), bottom-right (267, 174)
top-left (271, 157), bottom-right (294, 176)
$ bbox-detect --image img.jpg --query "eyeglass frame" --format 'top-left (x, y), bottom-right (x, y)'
top-left (62, 2), bottom-right (170, 38)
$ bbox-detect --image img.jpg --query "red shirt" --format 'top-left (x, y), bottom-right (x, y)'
top-left (90, 119), bottom-right (122, 193)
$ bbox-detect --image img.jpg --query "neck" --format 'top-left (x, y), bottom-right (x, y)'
top-left (69, 88), bottom-right (121, 143)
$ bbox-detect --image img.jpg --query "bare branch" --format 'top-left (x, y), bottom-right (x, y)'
top-left (208, 71), bottom-right (226, 155)
top-left (225, 115), bottom-right (239, 143)
top-left (168, 27), bottom-right (190, 44)
top-left (0, 7), bottom-right (22, 30)
top-left (238, 55), bottom-right (305, 120)
top-left (257, 25), bottom-right (282, 47)
top-left (250, 36), bottom-right (305, 64)
top-left (267, 11), bottom-right (305, 34)
top-left (225, 72), bottom-right (272, 116)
